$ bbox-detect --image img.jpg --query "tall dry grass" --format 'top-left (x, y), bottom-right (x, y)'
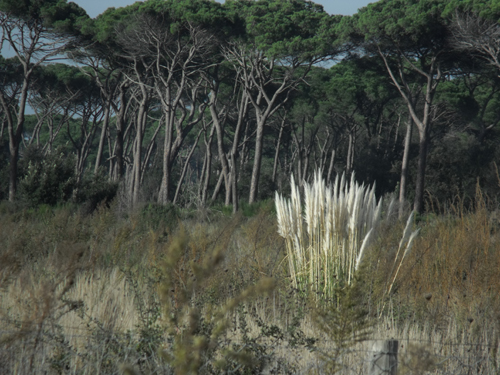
top-left (0, 203), bottom-right (291, 373)
top-left (1, 186), bottom-right (499, 373)
top-left (383, 189), bottom-right (500, 330)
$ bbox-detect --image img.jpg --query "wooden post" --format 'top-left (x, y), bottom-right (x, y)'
top-left (367, 340), bottom-right (398, 375)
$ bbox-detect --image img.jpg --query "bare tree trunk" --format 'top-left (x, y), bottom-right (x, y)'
top-left (346, 132), bottom-right (354, 176)
top-left (113, 85), bottom-right (128, 181)
top-left (377, 47), bottom-right (441, 213)
top-left (211, 171), bottom-right (225, 202)
top-left (201, 153), bottom-right (211, 205)
top-left (303, 153), bottom-right (310, 183)
top-left (225, 46), bottom-right (312, 205)
top-left (327, 147), bottom-right (336, 183)
top-left (94, 103), bottom-right (111, 173)
top-left (7, 79), bottom-right (28, 202)
top-left (399, 114), bottom-right (413, 219)
top-left (173, 129), bottom-right (203, 205)
top-left (317, 133), bottom-right (332, 174)
top-left (231, 155), bottom-right (239, 213)
top-left (141, 117), bottom-right (163, 185)
top-left (198, 155), bottom-right (207, 201)
top-left (414, 127), bottom-right (429, 214)
top-left (210, 100), bottom-right (231, 206)
top-left (0, 91), bottom-right (19, 203)
top-left (249, 117), bottom-right (265, 204)
top-left (272, 117), bottom-right (286, 185)
top-left (229, 93), bottom-right (249, 213)
top-left (132, 101), bottom-right (147, 207)
top-left (201, 124), bottom-right (215, 205)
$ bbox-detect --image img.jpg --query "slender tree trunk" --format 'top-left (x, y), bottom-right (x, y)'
top-left (414, 127), bottom-right (429, 214)
top-left (231, 154), bottom-right (239, 213)
top-left (0, 92), bottom-right (17, 203)
top-left (173, 129), bottom-right (202, 205)
top-left (229, 94), bottom-right (249, 213)
top-left (303, 153), bottom-right (310, 183)
top-left (272, 118), bottom-right (285, 185)
top-left (158, 103), bottom-right (174, 205)
top-left (113, 84), bottom-right (128, 180)
top-left (141, 119), bottom-right (163, 185)
top-left (201, 153), bottom-right (211, 205)
top-left (7, 78), bottom-right (29, 202)
top-left (230, 123), bottom-right (247, 211)
top-left (346, 132), bottom-right (354, 176)
top-left (114, 124), bottom-right (124, 180)
top-left (201, 124), bottom-right (215, 205)
top-left (210, 102), bottom-right (230, 206)
top-left (327, 147), bottom-right (336, 183)
top-left (211, 172), bottom-right (225, 202)
top-left (399, 114), bottom-right (413, 219)
top-left (198, 155), bottom-right (207, 201)
top-left (377, 48), bottom-right (441, 214)
top-left (132, 102), bottom-right (147, 207)
top-left (249, 117), bottom-right (265, 204)
top-left (94, 103), bottom-right (111, 173)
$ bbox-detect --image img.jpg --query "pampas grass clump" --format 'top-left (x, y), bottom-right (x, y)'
top-left (275, 171), bottom-right (418, 303)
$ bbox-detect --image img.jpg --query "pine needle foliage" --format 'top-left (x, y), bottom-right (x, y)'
top-left (311, 274), bottom-right (372, 374)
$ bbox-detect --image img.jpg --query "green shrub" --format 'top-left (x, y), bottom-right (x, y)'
top-left (19, 147), bottom-right (76, 207)
top-left (140, 202), bottom-right (180, 230)
top-left (18, 147), bottom-right (117, 210)
top-left (75, 169), bottom-right (118, 213)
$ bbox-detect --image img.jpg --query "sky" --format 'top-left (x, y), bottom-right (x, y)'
top-left (73, 0), bottom-right (376, 18)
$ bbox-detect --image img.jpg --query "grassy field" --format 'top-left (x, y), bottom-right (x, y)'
top-left (1, 189), bottom-right (499, 374)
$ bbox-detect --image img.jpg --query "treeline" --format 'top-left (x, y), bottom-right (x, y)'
top-left (1, 0), bottom-right (499, 213)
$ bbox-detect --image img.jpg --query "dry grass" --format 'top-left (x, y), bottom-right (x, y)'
top-left (0, 189), bottom-right (499, 373)
top-left (0, 203), bottom-right (288, 373)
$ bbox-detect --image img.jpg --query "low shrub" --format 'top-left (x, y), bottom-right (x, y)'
top-left (19, 146), bottom-right (76, 207)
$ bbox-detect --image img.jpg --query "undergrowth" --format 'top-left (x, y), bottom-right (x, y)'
top-left (0, 188), bottom-right (499, 374)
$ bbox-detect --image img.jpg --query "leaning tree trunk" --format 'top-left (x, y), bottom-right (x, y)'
top-left (210, 103), bottom-right (231, 206)
top-left (272, 117), bottom-right (286, 185)
top-left (399, 114), bottom-right (413, 219)
top-left (200, 124), bottom-right (215, 205)
top-left (94, 103), bottom-right (111, 173)
top-left (249, 117), bottom-right (265, 204)
top-left (327, 148), bottom-right (336, 183)
top-left (173, 129), bottom-right (203, 205)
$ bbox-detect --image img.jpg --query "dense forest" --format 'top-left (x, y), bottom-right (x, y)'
top-left (2, 0), bottom-right (499, 213)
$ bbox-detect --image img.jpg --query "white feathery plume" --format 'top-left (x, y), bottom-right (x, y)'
top-left (356, 228), bottom-right (374, 271)
top-left (275, 169), bottom-right (418, 303)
